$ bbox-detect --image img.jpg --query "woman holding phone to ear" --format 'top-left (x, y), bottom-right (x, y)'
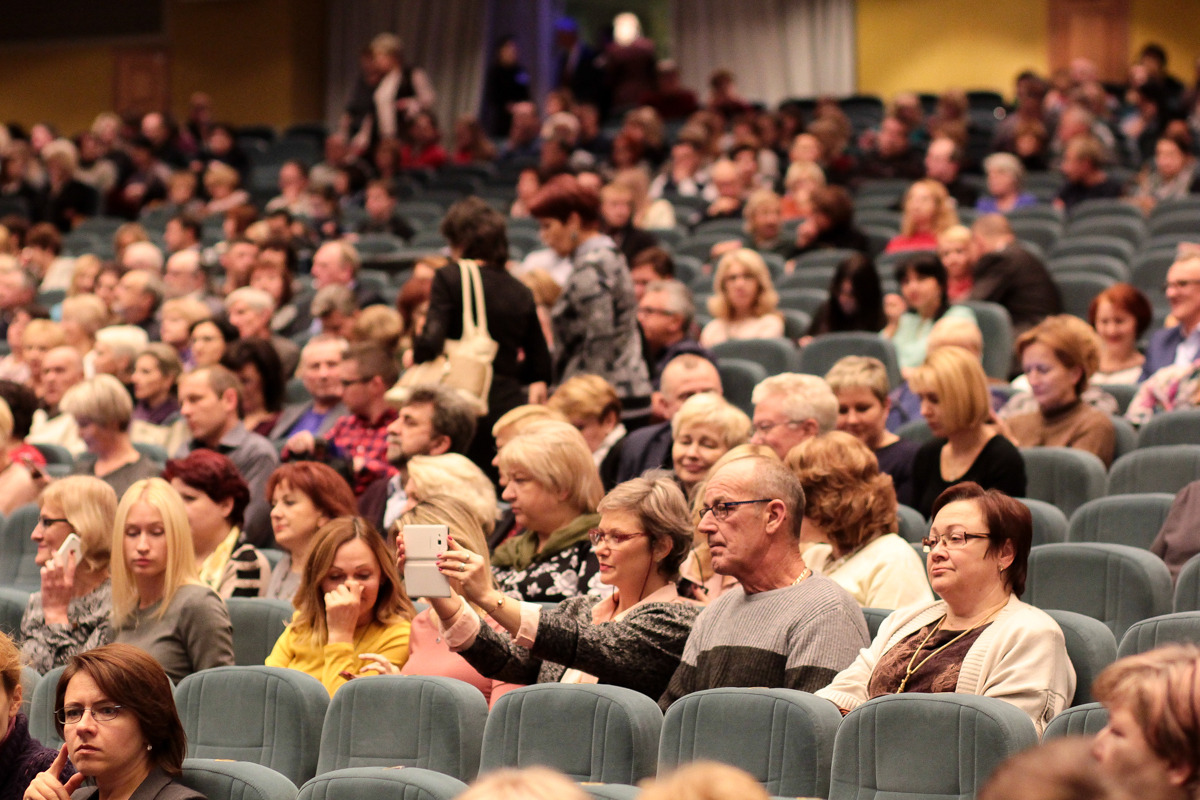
top-left (422, 473), bottom-right (700, 700)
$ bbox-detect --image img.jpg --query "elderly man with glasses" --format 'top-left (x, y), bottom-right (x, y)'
top-left (1140, 254), bottom-right (1200, 380)
top-left (659, 452), bottom-right (867, 709)
top-left (749, 373), bottom-right (838, 460)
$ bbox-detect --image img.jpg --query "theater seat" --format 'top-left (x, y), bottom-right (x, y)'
top-left (1116, 612), bottom-right (1200, 658)
top-left (1043, 703), bottom-right (1109, 740)
top-left (1044, 609), bottom-right (1116, 706)
top-left (297, 767), bottom-right (466, 800)
top-left (182, 759), bottom-right (299, 800)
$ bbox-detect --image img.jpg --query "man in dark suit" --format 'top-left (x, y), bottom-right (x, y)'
top-left (293, 241), bottom-right (387, 323)
top-left (1141, 255), bottom-right (1200, 380)
top-left (969, 214), bottom-right (1062, 339)
top-left (270, 334), bottom-right (349, 446)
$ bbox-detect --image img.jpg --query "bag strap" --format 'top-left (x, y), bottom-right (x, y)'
top-left (458, 259), bottom-right (492, 340)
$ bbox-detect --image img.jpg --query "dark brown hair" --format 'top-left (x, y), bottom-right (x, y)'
top-left (528, 174), bottom-right (601, 227)
top-left (930, 482), bottom-right (1031, 596)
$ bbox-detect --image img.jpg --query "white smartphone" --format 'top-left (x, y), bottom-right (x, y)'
top-left (56, 533), bottom-right (82, 568)
top-left (403, 524), bottom-right (452, 598)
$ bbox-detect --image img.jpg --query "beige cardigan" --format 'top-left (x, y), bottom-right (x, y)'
top-left (816, 594), bottom-right (1075, 736)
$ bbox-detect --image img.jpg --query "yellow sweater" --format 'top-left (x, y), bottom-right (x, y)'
top-left (266, 613), bottom-right (411, 696)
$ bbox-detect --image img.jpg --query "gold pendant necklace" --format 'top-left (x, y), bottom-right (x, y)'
top-left (894, 606), bottom-right (997, 694)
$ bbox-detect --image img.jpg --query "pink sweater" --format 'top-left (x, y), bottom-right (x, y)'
top-left (400, 609), bottom-right (520, 707)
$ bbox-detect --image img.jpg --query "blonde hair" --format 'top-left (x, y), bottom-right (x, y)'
top-left (751, 373), bottom-right (838, 433)
top-left (785, 432), bottom-right (897, 552)
top-left (784, 160), bottom-right (826, 192)
top-left (23, 319), bottom-right (65, 350)
top-left (61, 293), bottom-right (110, 337)
top-left (161, 296), bottom-right (213, 328)
top-left (900, 179), bottom-right (959, 237)
top-left (825, 356), bottom-right (891, 403)
top-left (708, 248), bottom-right (779, 320)
top-left (498, 420), bottom-right (603, 515)
top-left (937, 224), bottom-right (973, 249)
top-left (640, 762), bottom-right (771, 800)
top-left (671, 392), bottom-right (753, 449)
top-left (60, 374), bottom-right (134, 430)
top-left (350, 305), bottom-right (403, 354)
top-left (909, 346), bottom-right (991, 433)
top-left (41, 476), bottom-right (117, 572)
top-left (742, 189), bottom-right (782, 233)
top-left (491, 404), bottom-right (565, 440)
top-left (95, 325), bottom-right (150, 364)
top-left (111, 479), bottom-right (200, 628)
top-left (457, 768), bottom-right (590, 800)
top-left (1015, 314), bottom-right (1101, 396)
top-left (519, 269), bottom-right (562, 307)
top-left (548, 374), bottom-right (621, 424)
top-left (405, 454), bottom-right (497, 535)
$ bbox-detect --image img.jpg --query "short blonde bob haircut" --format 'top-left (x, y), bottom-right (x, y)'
top-left (708, 248), bottom-right (779, 321)
top-left (1015, 314), bottom-right (1101, 396)
top-left (548, 374), bottom-right (621, 424)
top-left (671, 392), bottom-right (753, 450)
top-left (41, 476), bottom-right (118, 573)
top-left (498, 420), bottom-right (603, 515)
top-left (825, 355), bottom-right (891, 404)
top-left (111, 479), bottom-right (200, 629)
top-left (785, 431), bottom-right (897, 553)
top-left (405, 453), bottom-right (497, 535)
top-left (908, 346), bottom-right (991, 434)
top-left (900, 178), bottom-right (959, 237)
top-left (24, 319), bottom-right (66, 351)
top-left (936, 224), bottom-right (973, 250)
top-left (292, 516), bottom-right (414, 646)
top-left (60, 373), bottom-right (134, 431)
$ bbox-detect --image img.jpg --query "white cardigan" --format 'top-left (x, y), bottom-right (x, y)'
top-left (802, 533), bottom-right (934, 610)
top-left (816, 594), bottom-right (1076, 736)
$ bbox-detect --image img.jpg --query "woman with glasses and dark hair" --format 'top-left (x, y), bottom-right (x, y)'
top-left (815, 482), bottom-right (1074, 735)
top-left (418, 472), bottom-right (700, 700)
top-left (24, 643), bottom-right (202, 800)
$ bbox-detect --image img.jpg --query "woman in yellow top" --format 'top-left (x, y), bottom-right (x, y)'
top-left (267, 516), bottom-right (414, 695)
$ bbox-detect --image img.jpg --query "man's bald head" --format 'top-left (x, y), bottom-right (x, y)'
top-left (655, 354), bottom-right (722, 420)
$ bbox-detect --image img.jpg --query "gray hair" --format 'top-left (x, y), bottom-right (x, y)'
top-left (95, 325), bottom-right (150, 364)
top-left (644, 279), bottom-right (695, 328)
top-left (751, 373), bottom-right (837, 434)
top-left (226, 286), bottom-right (276, 314)
top-left (311, 284), bottom-right (357, 317)
top-left (123, 241), bottom-right (164, 273)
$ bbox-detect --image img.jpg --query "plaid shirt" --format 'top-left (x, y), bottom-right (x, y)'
top-left (325, 408), bottom-right (399, 495)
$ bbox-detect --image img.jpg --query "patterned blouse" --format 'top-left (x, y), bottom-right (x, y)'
top-left (20, 581), bottom-right (113, 674)
top-left (1126, 361), bottom-right (1200, 426)
top-left (866, 620), bottom-right (991, 698)
top-left (493, 539), bottom-right (610, 604)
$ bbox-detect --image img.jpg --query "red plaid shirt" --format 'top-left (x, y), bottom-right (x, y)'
top-left (325, 408), bottom-right (399, 495)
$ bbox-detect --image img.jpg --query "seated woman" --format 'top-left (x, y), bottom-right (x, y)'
top-left (885, 179), bottom-right (959, 254)
top-left (491, 420), bottom-right (606, 603)
top-left (671, 393), bottom-right (753, 500)
top-left (188, 317), bottom-right (238, 370)
top-left (975, 152), bottom-right (1038, 214)
top-left (910, 347), bottom-right (1026, 517)
top-left (24, 643), bottom-right (202, 800)
top-left (131, 344), bottom-right (182, 426)
top-left (787, 185), bottom-right (869, 259)
top-left (699, 248), bottom-right (784, 347)
top-left (360, 494), bottom-right (520, 706)
top-left (825, 356), bottom-right (921, 506)
top-left (937, 225), bottom-right (976, 303)
top-left (779, 160), bottom-right (824, 221)
top-left (265, 462), bottom-right (358, 602)
top-left (111, 478), bottom-right (235, 683)
top-left (806, 253), bottom-right (887, 339)
top-left (266, 516), bottom-right (414, 696)
top-left (164, 450), bottom-right (270, 599)
top-left (0, 395), bottom-right (38, 516)
top-left (23, 319), bottom-right (66, 403)
top-left (220, 338), bottom-right (284, 437)
top-left (1089, 283), bottom-right (1153, 385)
top-left (401, 454), bottom-right (497, 540)
top-left (815, 482), bottom-right (1074, 735)
top-left (1130, 128), bottom-right (1200, 214)
top-left (159, 297), bottom-right (211, 366)
top-left (548, 375), bottom-right (627, 490)
top-left (788, 432), bottom-right (933, 609)
top-left (428, 473), bottom-right (700, 700)
top-left (20, 478), bottom-right (118, 674)
top-left (887, 253), bottom-right (977, 373)
top-left (998, 315), bottom-right (1115, 466)
top-left (61, 375), bottom-right (162, 499)
top-left (1092, 644), bottom-right (1200, 800)
top-left (741, 189), bottom-right (788, 256)
top-left (2, 631), bottom-right (73, 800)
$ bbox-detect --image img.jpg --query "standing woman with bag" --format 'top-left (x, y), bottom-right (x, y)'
top-left (411, 198), bottom-right (552, 474)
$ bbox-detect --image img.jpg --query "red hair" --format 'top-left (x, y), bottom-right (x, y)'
top-left (527, 174), bottom-right (600, 227)
top-left (163, 450), bottom-right (251, 528)
top-left (1088, 282), bottom-right (1154, 339)
top-left (265, 462), bottom-right (358, 521)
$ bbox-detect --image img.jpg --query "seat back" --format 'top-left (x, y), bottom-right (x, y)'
top-left (0, 587), bottom-right (27, 638)
top-left (297, 767), bottom-right (467, 800)
top-left (19, 666), bottom-right (38, 716)
top-left (1043, 703), bottom-right (1109, 740)
top-left (828, 694), bottom-right (1038, 800)
top-left (1108, 446), bottom-right (1200, 496)
top-left (798, 332), bottom-right (901, 389)
top-left (895, 504), bottom-right (927, 544)
top-left (1110, 414), bottom-right (1138, 461)
top-left (480, 684), bottom-right (662, 785)
top-left (1020, 448), bottom-right (1107, 518)
top-left (659, 688), bottom-right (841, 798)
top-left (862, 608), bottom-right (894, 639)
top-left (1066, 494), bottom-right (1175, 550)
top-left (1026, 543), bottom-right (1174, 640)
top-left (226, 598), bottom-right (295, 667)
top-left (29, 665), bottom-right (66, 748)
top-left (711, 338), bottom-right (801, 377)
top-left (1138, 410), bottom-right (1200, 449)
top-left (318, 675), bottom-right (487, 780)
top-left (1117, 612), bottom-right (1200, 658)
top-left (960, 301), bottom-right (1014, 380)
top-left (175, 666), bottom-right (329, 787)
top-left (0, 504), bottom-right (42, 590)
top-left (1016, 498), bottom-right (1069, 546)
top-left (896, 418), bottom-right (935, 446)
top-left (1178, 555), bottom-right (1200, 612)
top-left (182, 759), bottom-right (300, 800)
top-left (1043, 609), bottom-right (1117, 706)
top-left (715, 359), bottom-right (767, 417)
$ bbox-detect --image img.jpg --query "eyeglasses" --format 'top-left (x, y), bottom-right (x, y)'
top-left (1164, 279), bottom-right (1200, 292)
top-left (588, 529), bottom-right (646, 548)
top-left (698, 499), bottom-right (771, 522)
top-left (752, 419), bottom-right (803, 435)
top-left (922, 529), bottom-right (991, 552)
top-left (340, 377), bottom-right (369, 388)
top-left (38, 516), bottom-right (70, 529)
top-left (57, 704), bottom-right (124, 725)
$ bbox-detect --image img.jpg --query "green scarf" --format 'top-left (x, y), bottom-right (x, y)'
top-left (491, 512), bottom-right (600, 571)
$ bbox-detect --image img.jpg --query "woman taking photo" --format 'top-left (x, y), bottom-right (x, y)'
top-left (885, 179), bottom-right (959, 254)
top-left (671, 393), bottom-right (753, 500)
top-left (527, 175), bottom-right (651, 402)
top-left (491, 421), bottom-right (606, 603)
top-left (265, 462), bottom-right (359, 602)
top-left (61, 375), bottom-right (161, 499)
top-left (699, 248), bottom-right (784, 347)
top-left (910, 347), bottom-right (1026, 518)
top-left (816, 482), bottom-right (1074, 735)
top-left (23, 644), bottom-right (201, 800)
top-left (266, 517), bottom-right (414, 696)
top-left (887, 253), bottom-right (977, 372)
top-left (110, 478), bottom-right (234, 683)
top-left (428, 473), bottom-right (700, 700)
top-left (164, 450), bottom-right (269, 599)
top-left (20, 478), bottom-right (118, 674)
top-left (787, 432), bottom-right (932, 609)
top-left (1089, 283), bottom-right (1153, 385)
top-left (999, 315), bottom-right (1115, 466)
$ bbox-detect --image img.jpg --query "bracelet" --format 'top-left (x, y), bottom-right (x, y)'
top-left (486, 594), bottom-right (506, 616)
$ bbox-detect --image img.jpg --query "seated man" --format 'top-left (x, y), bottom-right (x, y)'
top-left (358, 179), bottom-right (415, 241)
top-left (969, 214), bottom-right (1061, 339)
top-left (1054, 134), bottom-right (1124, 212)
top-left (749, 373), bottom-right (838, 460)
top-left (269, 334), bottom-right (348, 444)
top-left (638, 279), bottom-right (713, 385)
top-left (660, 453), bottom-right (868, 708)
top-left (113, 269), bottom-right (164, 341)
top-left (1141, 254), bottom-right (1200, 380)
top-left (924, 136), bottom-right (979, 209)
top-left (29, 345), bottom-right (86, 456)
